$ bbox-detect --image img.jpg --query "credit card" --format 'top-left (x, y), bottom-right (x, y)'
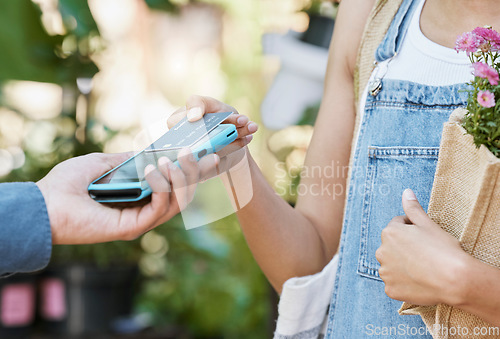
top-left (146, 111), bottom-right (233, 152)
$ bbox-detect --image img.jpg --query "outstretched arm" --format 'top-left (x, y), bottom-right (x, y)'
top-left (1, 150), bottom-right (216, 275)
top-left (168, 0), bottom-right (375, 293)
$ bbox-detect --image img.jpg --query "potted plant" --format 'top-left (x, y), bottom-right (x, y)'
top-left (399, 26), bottom-right (500, 337)
top-left (38, 240), bottom-right (145, 335)
top-left (0, 273), bottom-right (38, 338)
top-left (300, 0), bottom-right (338, 49)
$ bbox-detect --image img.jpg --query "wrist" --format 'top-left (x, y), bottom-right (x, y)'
top-left (443, 250), bottom-right (474, 307)
top-left (220, 148), bottom-right (256, 207)
top-left (36, 179), bottom-right (61, 244)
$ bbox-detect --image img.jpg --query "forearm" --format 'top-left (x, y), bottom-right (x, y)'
top-left (453, 254), bottom-right (500, 326)
top-left (223, 152), bottom-right (337, 293)
top-left (214, 0), bottom-right (366, 293)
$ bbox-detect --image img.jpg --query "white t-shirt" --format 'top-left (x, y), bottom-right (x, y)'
top-left (384, 0), bottom-right (472, 85)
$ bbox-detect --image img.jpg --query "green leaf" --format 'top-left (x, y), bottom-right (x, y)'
top-left (145, 0), bottom-right (177, 12)
top-left (0, 0), bottom-right (61, 83)
top-left (58, 0), bottom-right (99, 38)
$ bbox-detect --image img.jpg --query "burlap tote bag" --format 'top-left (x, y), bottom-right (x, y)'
top-left (399, 108), bottom-right (500, 338)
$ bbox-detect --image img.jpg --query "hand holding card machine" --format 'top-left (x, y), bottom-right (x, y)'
top-left (88, 112), bottom-right (237, 203)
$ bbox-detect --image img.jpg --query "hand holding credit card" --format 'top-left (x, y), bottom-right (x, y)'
top-left (88, 112), bottom-right (237, 203)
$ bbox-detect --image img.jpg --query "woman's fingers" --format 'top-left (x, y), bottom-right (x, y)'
top-left (236, 121), bottom-right (259, 139)
top-left (167, 108), bottom-right (188, 129)
top-left (167, 95), bottom-right (260, 145)
top-left (144, 164), bottom-right (171, 193)
top-left (235, 115), bottom-right (248, 126)
top-left (166, 103), bottom-right (234, 129)
top-left (216, 135), bottom-right (253, 159)
top-left (167, 95), bottom-right (238, 128)
top-left (198, 153), bottom-right (220, 181)
top-left (153, 150), bottom-right (220, 212)
top-left (185, 95), bottom-right (235, 119)
top-left (176, 148), bottom-right (201, 186)
top-left (221, 112), bottom-right (243, 126)
top-left (247, 122), bottom-right (259, 134)
top-left (157, 156), bottom-right (191, 211)
top-left (177, 149), bottom-right (221, 203)
top-left (141, 165), bottom-right (172, 230)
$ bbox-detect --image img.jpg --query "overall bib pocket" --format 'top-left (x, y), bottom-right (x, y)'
top-left (357, 146), bottom-right (439, 281)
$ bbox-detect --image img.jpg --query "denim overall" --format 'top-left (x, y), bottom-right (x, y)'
top-left (325, 0), bottom-right (469, 337)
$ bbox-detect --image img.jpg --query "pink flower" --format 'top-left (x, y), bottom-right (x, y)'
top-left (472, 27), bottom-right (500, 52)
top-left (455, 32), bottom-right (480, 54)
top-left (472, 62), bottom-right (500, 85)
top-left (477, 90), bottom-right (496, 108)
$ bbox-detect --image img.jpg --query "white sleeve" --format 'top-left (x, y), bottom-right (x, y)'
top-left (274, 254), bottom-right (338, 339)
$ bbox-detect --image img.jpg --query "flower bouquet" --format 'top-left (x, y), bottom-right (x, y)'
top-left (399, 27), bottom-right (500, 338)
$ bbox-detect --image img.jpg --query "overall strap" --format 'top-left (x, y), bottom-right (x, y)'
top-left (345, 0), bottom-right (415, 228)
top-left (374, 0), bottom-right (421, 63)
top-left (354, 0), bottom-right (406, 104)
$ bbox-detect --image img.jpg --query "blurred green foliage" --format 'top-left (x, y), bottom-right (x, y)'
top-left (301, 0), bottom-right (338, 17)
top-left (51, 240), bottom-right (144, 268)
top-left (0, 0), bottom-right (101, 182)
top-left (0, 1), bottom-right (61, 83)
top-left (58, 0), bottom-right (99, 38)
top-left (0, 0), bottom-right (98, 84)
top-left (297, 102), bottom-right (320, 126)
top-left (138, 216), bottom-right (270, 338)
top-left (145, 0), bottom-right (178, 12)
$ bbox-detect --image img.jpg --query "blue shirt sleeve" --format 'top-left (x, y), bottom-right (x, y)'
top-left (0, 182), bottom-right (52, 275)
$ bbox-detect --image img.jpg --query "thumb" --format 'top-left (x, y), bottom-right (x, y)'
top-left (186, 95), bottom-right (231, 121)
top-left (167, 96), bottom-right (209, 125)
top-left (402, 188), bottom-right (433, 226)
top-left (80, 152), bottom-right (132, 183)
top-left (101, 151), bottom-right (133, 169)
top-left (186, 95), bottom-right (209, 122)
top-left (167, 106), bottom-right (188, 129)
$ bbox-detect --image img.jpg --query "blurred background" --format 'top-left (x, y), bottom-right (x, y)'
top-left (0, 0), bottom-right (337, 337)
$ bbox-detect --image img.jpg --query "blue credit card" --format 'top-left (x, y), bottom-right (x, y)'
top-left (147, 112), bottom-right (233, 152)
